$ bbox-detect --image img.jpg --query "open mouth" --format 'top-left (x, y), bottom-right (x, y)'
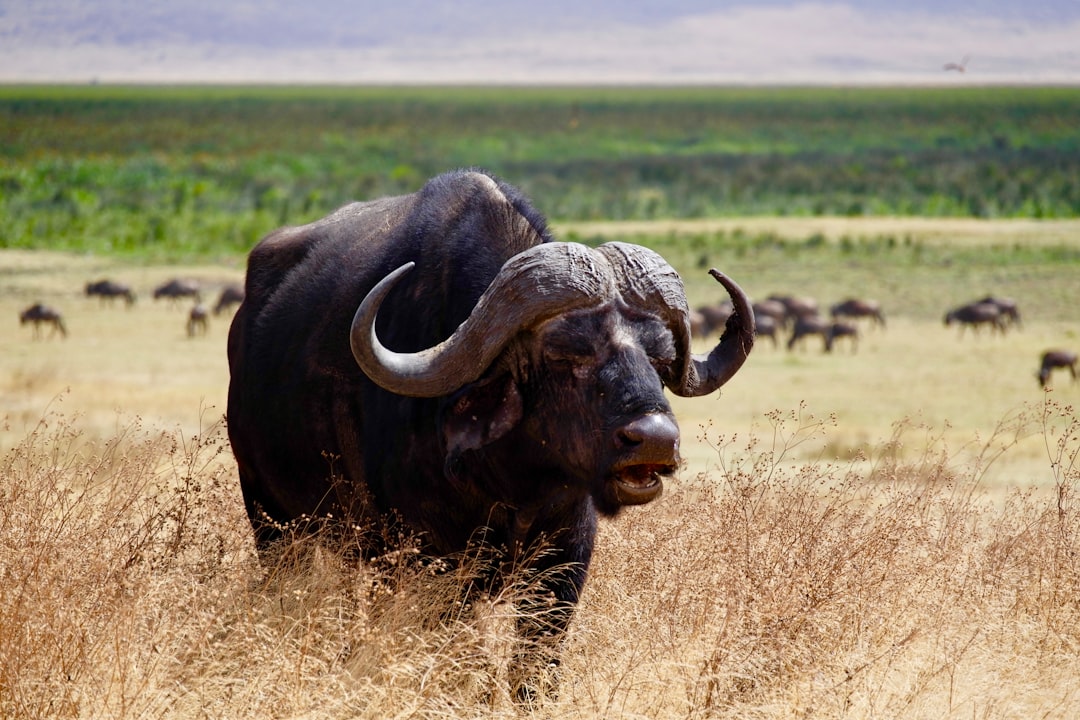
top-left (609, 463), bottom-right (675, 505)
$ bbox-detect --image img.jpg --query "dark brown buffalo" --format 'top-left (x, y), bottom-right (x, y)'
top-left (1038, 349), bottom-right (1078, 389)
top-left (213, 283), bottom-right (245, 315)
top-left (830, 298), bottom-right (885, 328)
top-left (19, 303), bottom-right (67, 339)
top-left (85, 279), bottom-right (136, 306)
top-left (226, 170), bottom-right (755, 698)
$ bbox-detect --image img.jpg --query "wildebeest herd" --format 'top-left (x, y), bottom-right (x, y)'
top-left (692, 294), bottom-right (880, 353)
top-left (692, 287), bottom-right (1072, 389)
top-left (18, 279), bottom-right (245, 340)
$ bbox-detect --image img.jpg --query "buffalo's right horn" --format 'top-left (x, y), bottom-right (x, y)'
top-left (351, 243), bottom-right (614, 398)
top-left (595, 242), bottom-right (754, 397)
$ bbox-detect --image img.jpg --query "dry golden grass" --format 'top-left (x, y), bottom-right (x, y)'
top-left (3, 242), bottom-right (1080, 717)
top-left (3, 401), bottom-right (1079, 718)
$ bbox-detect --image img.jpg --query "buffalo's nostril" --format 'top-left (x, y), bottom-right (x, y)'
top-left (615, 413), bottom-right (680, 464)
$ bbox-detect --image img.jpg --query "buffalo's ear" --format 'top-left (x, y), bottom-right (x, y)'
top-left (442, 375), bottom-right (523, 455)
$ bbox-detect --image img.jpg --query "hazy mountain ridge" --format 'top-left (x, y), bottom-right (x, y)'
top-left (2, 1), bottom-right (1078, 84)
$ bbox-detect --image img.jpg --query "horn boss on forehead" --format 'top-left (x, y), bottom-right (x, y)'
top-left (350, 241), bottom-right (617, 398)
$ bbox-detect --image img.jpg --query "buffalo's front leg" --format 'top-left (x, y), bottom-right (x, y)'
top-left (510, 506), bottom-right (596, 703)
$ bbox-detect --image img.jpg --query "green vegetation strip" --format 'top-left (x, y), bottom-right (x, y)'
top-left (2, 85), bottom-right (1079, 261)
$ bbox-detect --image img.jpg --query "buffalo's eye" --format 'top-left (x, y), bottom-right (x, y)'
top-left (542, 333), bottom-right (597, 364)
top-left (634, 321), bottom-right (677, 370)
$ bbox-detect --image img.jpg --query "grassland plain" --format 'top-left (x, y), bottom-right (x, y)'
top-left (3, 83), bottom-right (1080, 716)
top-left (3, 215), bottom-right (1080, 718)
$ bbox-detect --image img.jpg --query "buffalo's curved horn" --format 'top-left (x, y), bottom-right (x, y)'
top-left (351, 243), bottom-right (613, 397)
top-left (595, 242), bottom-right (754, 397)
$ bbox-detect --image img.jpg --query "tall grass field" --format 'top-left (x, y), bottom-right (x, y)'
top-left (3, 86), bottom-right (1080, 717)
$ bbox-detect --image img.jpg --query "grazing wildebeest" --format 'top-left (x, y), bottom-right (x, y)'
top-left (227, 170), bottom-right (755, 698)
top-left (85, 279), bottom-right (136, 306)
top-left (752, 299), bottom-right (789, 328)
top-left (753, 313), bottom-right (779, 348)
top-left (19, 303), bottom-right (67, 339)
top-left (696, 301), bottom-right (734, 339)
top-left (975, 295), bottom-right (1021, 329)
top-left (187, 304), bottom-right (209, 337)
top-left (788, 314), bottom-right (858, 353)
top-left (1038, 349), bottom-right (1078, 389)
top-left (213, 283), bottom-right (245, 315)
top-left (787, 314), bottom-right (830, 352)
top-left (768, 294), bottom-right (819, 325)
top-left (824, 321), bottom-right (859, 353)
top-left (944, 302), bottom-right (1006, 337)
top-left (153, 278), bottom-right (201, 305)
top-left (830, 298), bottom-right (885, 328)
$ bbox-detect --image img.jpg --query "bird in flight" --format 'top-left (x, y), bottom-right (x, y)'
top-left (943, 55), bottom-right (970, 72)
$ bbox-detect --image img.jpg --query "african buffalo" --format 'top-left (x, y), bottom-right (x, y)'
top-left (1038, 349), bottom-right (1078, 389)
top-left (227, 170), bottom-right (754, 698)
top-left (944, 302), bottom-right (1006, 337)
top-left (213, 283), bottom-right (245, 315)
top-left (19, 303), bottom-right (67, 339)
top-left (85, 279), bottom-right (136, 306)
top-left (830, 298), bottom-right (885, 328)
top-left (153, 278), bottom-right (201, 304)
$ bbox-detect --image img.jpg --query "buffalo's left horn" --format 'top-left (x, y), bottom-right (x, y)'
top-left (595, 242), bottom-right (754, 397)
top-left (351, 243), bottom-right (612, 397)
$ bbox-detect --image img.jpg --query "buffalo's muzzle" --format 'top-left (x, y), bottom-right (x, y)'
top-left (609, 413), bottom-right (680, 505)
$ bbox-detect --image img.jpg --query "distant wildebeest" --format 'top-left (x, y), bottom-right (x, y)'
top-left (1038, 349), bottom-right (1078, 389)
top-left (975, 295), bottom-right (1021, 329)
top-left (187, 304), bottom-right (209, 337)
top-left (19, 303), bottom-right (67, 339)
top-left (693, 300), bottom-right (734, 339)
top-left (768, 294), bottom-right (819, 325)
top-left (213, 283), bottom-right (245, 315)
top-left (830, 298), bottom-right (885, 328)
top-left (85, 279), bottom-right (136, 306)
top-left (788, 315), bottom-right (858, 353)
top-left (153, 278), bottom-right (201, 305)
top-left (944, 302), bottom-right (1006, 337)
top-left (753, 313), bottom-right (779, 348)
top-left (787, 314), bottom-right (830, 352)
top-left (824, 321), bottom-right (859, 353)
top-left (226, 169), bottom-right (755, 699)
top-left (752, 299), bottom-right (789, 328)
